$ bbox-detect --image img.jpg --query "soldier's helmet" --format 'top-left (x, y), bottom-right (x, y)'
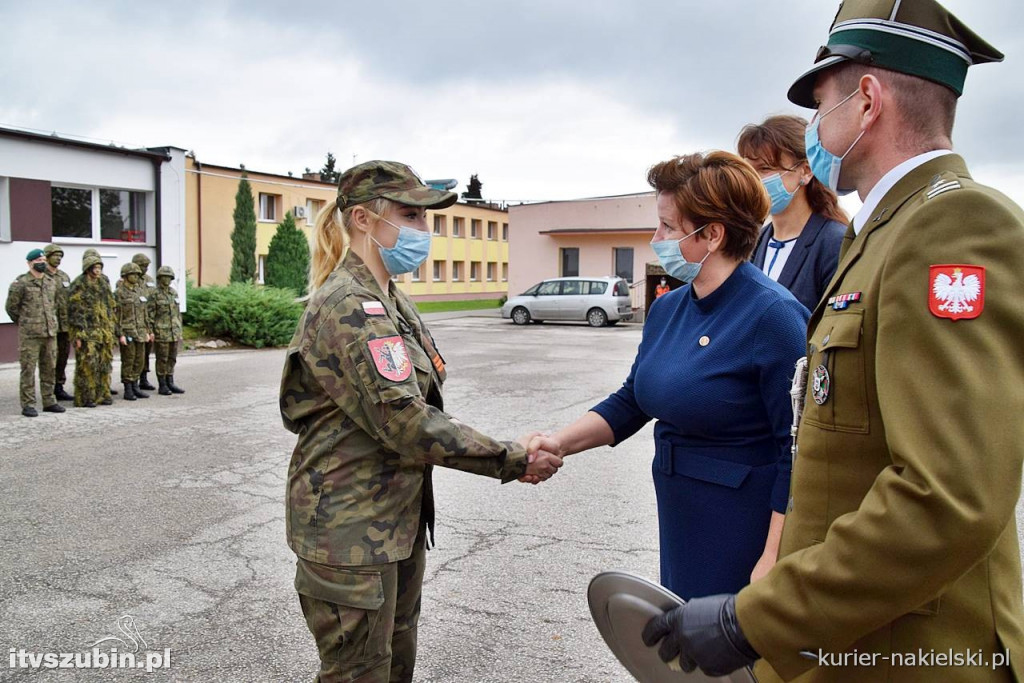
top-left (132, 253), bottom-right (151, 268)
top-left (82, 253), bottom-right (103, 272)
top-left (157, 266), bottom-right (176, 279)
top-left (43, 244), bottom-right (64, 257)
top-left (121, 262), bottom-right (143, 277)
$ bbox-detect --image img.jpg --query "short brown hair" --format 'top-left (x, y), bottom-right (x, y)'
top-left (737, 115), bottom-right (848, 225)
top-left (647, 151), bottom-right (769, 261)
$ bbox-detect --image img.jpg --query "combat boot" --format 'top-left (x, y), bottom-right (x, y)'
top-left (167, 376), bottom-right (185, 394)
top-left (43, 404), bottom-right (66, 413)
top-left (158, 376), bottom-right (171, 395)
top-left (99, 396), bottom-right (113, 405)
top-left (54, 383), bottom-right (74, 401)
top-left (123, 382), bottom-right (137, 401)
top-left (22, 406), bottom-right (38, 418)
top-left (133, 381), bottom-right (150, 399)
top-left (139, 371), bottom-right (156, 391)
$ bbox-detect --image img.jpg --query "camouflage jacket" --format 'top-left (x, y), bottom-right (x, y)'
top-left (280, 250), bottom-right (528, 567)
top-left (47, 268), bottom-right (71, 332)
top-left (5, 272), bottom-right (58, 338)
top-left (114, 281), bottom-right (152, 339)
top-left (148, 285), bottom-right (183, 342)
top-left (68, 275), bottom-right (115, 344)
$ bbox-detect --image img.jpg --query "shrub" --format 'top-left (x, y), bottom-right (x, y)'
top-left (265, 211), bottom-right (310, 296)
top-left (184, 282), bottom-right (303, 348)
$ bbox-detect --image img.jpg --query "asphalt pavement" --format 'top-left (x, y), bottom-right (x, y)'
top-left (0, 316), bottom-right (657, 682)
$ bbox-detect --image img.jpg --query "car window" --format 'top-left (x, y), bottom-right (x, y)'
top-left (613, 281), bottom-right (629, 296)
top-left (588, 281), bottom-right (607, 295)
top-left (522, 284), bottom-right (539, 295)
top-left (537, 281), bottom-right (562, 296)
top-left (561, 281), bottom-right (583, 295)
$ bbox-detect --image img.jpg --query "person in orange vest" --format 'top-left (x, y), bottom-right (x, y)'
top-left (654, 277), bottom-right (671, 298)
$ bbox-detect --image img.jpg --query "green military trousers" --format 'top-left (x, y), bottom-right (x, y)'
top-left (154, 341), bottom-right (178, 376)
top-left (296, 531), bottom-right (426, 683)
top-left (55, 331), bottom-right (71, 385)
top-left (119, 340), bottom-right (146, 382)
top-left (19, 335), bottom-right (56, 409)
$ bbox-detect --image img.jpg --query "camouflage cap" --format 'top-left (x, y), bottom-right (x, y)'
top-left (156, 266), bottom-right (176, 279)
top-left (82, 254), bottom-right (103, 272)
top-left (132, 253), bottom-right (151, 267)
top-left (337, 160), bottom-right (458, 211)
top-left (43, 244), bottom-right (64, 257)
top-left (121, 262), bottom-right (142, 277)
top-left (788, 0), bottom-right (1003, 107)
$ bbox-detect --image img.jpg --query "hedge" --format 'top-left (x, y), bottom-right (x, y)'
top-left (184, 282), bottom-right (303, 348)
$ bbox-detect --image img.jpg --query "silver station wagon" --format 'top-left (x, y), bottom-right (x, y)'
top-left (501, 276), bottom-right (633, 327)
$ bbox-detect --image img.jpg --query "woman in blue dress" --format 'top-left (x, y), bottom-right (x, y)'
top-left (526, 151), bottom-right (810, 600)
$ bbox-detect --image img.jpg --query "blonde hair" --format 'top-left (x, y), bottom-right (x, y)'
top-left (309, 197), bottom-right (393, 293)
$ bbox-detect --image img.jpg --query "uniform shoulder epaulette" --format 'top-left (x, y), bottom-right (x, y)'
top-left (925, 172), bottom-right (962, 200)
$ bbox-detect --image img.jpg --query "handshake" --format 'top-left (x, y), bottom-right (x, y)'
top-left (516, 432), bottom-right (565, 485)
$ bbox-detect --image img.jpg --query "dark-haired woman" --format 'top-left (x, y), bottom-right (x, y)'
top-left (738, 114), bottom-right (848, 312)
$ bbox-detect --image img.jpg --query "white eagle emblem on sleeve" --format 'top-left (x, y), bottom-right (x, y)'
top-left (932, 268), bottom-right (981, 315)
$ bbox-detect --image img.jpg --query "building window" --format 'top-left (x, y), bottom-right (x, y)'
top-left (487, 221), bottom-right (497, 240)
top-left (51, 186), bottom-right (148, 243)
top-left (305, 198), bottom-right (325, 223)
top-left (470, 262), bottom-right (480, 281)
top-left (486, 262), bottom-right (496, 281)
top-left (452, 217), bottom-right (464, 237)
top-left (561, 247), bottom-right (579, 277)
top-left (259, 193), bottom-right (279, 221)
top-left (470, 219), bottom-right (481, 238)
top-left (502, 263), bottom-right (508, 281)
top-left (412, 265), bottom-right (422, 282)
top-left (0, 177), bottom-right (9, 243)
top-left (502, 222), bottom-right (508, 241)
top-left (614, 247), bottom-right (634, 283)
top-left (433, 214), bottom-right (447, 236)
top-left (257, 255), bottom-right (266, 284)
top-left (433, 260), bottom-right (445, 281)
top-left (452, 261), bottom-right (463, 281)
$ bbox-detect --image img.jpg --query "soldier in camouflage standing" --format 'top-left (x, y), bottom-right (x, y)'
top-left (280, 161), bottom-right (563, 683)
top-left (43, 244), bottom-right (74, 402)
top-left (5, 249), bottom-right (65, 417)
top-left (68, 253), bottom-right (116, 407)
top-left (132, 253), bottom-right (157, 391)
top-left (148, 266), bottom-right (185, 396)
top-left (115, 262), bottom-right (153, 400)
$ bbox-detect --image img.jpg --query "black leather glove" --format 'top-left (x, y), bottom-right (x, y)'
top-left (641, 593), bottom-right (758, 677)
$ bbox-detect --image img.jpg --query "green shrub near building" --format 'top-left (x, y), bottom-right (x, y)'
top-left (184, 281), bottom-right (302, 348)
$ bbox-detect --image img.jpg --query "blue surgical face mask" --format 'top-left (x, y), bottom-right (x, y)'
top-left (650, 224), bottom-right (710, 284)
top-left (371, 216), bottom-right (432, 275)
top-left (805, 89), bottom-right (865, 195)
top-left (762, 171), bottom-right (798, 215)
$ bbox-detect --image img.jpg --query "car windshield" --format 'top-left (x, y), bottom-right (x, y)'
top-left (522, 284), bottom-right (539, 295)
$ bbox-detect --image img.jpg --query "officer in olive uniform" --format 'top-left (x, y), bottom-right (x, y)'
top-left (69, 253), bottom-right (116, 408)
top-left (43, 244), bottom-right (74, 401)
top-left (280, 160), bottom-right (562, 683)
top-left (115, 262), bottom-right (153, 400)
top-left (132, 253), bottom-right (157, 391)
top-left (5, 249), bottom-right (65, 417)
top-left (148, 266), bottom-right (185, 395)
top-left (641, 2), bottom-right (1024, 681)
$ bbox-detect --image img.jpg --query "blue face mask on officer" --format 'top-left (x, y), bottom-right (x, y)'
top-left (369, 214), bottom-right (432, 276)
top-left (805, 88), bottom-right (865, 195)
top-left (650, 224), bottom-right (710, 284)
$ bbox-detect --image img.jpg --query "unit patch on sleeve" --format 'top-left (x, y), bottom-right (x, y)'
top-left (368, 336), bottom-right (412, 381)
top-left (929, 265), bottom-right (984, 321)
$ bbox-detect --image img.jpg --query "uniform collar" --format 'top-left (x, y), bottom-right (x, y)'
top-left (853, 150), bottom-right (953, 234)
top-left (341, 250), bottom-right (391, 302)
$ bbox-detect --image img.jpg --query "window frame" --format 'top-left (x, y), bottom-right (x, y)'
top-left (50, 183), bottom-right (150, 244)
top-left (258, 192), bottom-right (280, 222)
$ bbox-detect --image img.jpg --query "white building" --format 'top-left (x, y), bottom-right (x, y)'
top-left (0, 126), bottom-right (186, 362)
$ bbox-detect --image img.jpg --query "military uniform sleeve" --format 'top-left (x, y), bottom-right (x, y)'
top-left (5, 279), bottom-right (23, 324)
top-left (304, 293), bottom-right (528, 482)
top-left (737, 188), bottom-right (1024, 678)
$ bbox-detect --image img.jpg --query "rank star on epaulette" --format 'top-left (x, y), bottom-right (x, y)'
top-left (930, 265), bottom-right (984, 321)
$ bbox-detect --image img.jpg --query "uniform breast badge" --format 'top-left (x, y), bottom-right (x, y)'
top-left (929, 265), bottom-right (984, 320)
top-left (811, 364), bottom-right (830, 405)
top-left (368, 336), bottom-right (412, 381)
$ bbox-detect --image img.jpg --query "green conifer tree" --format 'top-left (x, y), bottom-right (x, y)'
top-left (264, 211), bottom-right (310, 296)
top-left (230, 172), bottom-right (258, 283)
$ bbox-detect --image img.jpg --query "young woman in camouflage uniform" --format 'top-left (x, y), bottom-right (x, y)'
top-left (115, 262), bottom-right (153, 400)
top-left (148, 265), bottom-right (184, 395)
top-left (68, 253), bottom-right (115, 408)
top-left (280, 161), bottom-right (562, 683)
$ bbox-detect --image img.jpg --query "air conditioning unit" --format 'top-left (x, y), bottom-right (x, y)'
top-left (293, 206), bottom-right (307, 219)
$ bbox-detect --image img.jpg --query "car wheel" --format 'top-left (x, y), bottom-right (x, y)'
top-left (587, 308), bottom-right (608, 327)
top-left (511, 307), bottom-right (531, 325)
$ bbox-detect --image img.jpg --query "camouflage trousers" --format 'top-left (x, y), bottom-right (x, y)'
top-left (154, 341), bottom-right (178, 376)
top-left (119, 339), bottom-right (146, 382)
top-left (142, 339), bottom-right (152, 373)
top-left (19, 334), bottom-right (56, 409)
top-left (296, 531), bottom-right (426, 683)
top-left (74, 339), bottom-right (113, 407)
top-left (55, 331), bottom-right (71, 385)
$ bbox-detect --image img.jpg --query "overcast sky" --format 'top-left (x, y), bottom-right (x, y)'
top-left (2, 0), bottom-right (1021, 208)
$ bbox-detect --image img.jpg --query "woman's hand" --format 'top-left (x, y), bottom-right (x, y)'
top-left (517, 432), bottom-right (565, 485)
top-left (749, 549), bottom-right (778, 583)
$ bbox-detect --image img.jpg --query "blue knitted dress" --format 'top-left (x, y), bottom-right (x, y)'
top-left (592, 261), bottom-right (809, 599)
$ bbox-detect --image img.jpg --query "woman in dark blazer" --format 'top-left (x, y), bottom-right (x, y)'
top-left (738, 115), bottom-right (848, 312)
top-left (522, 152), bottom-right (809, 600)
